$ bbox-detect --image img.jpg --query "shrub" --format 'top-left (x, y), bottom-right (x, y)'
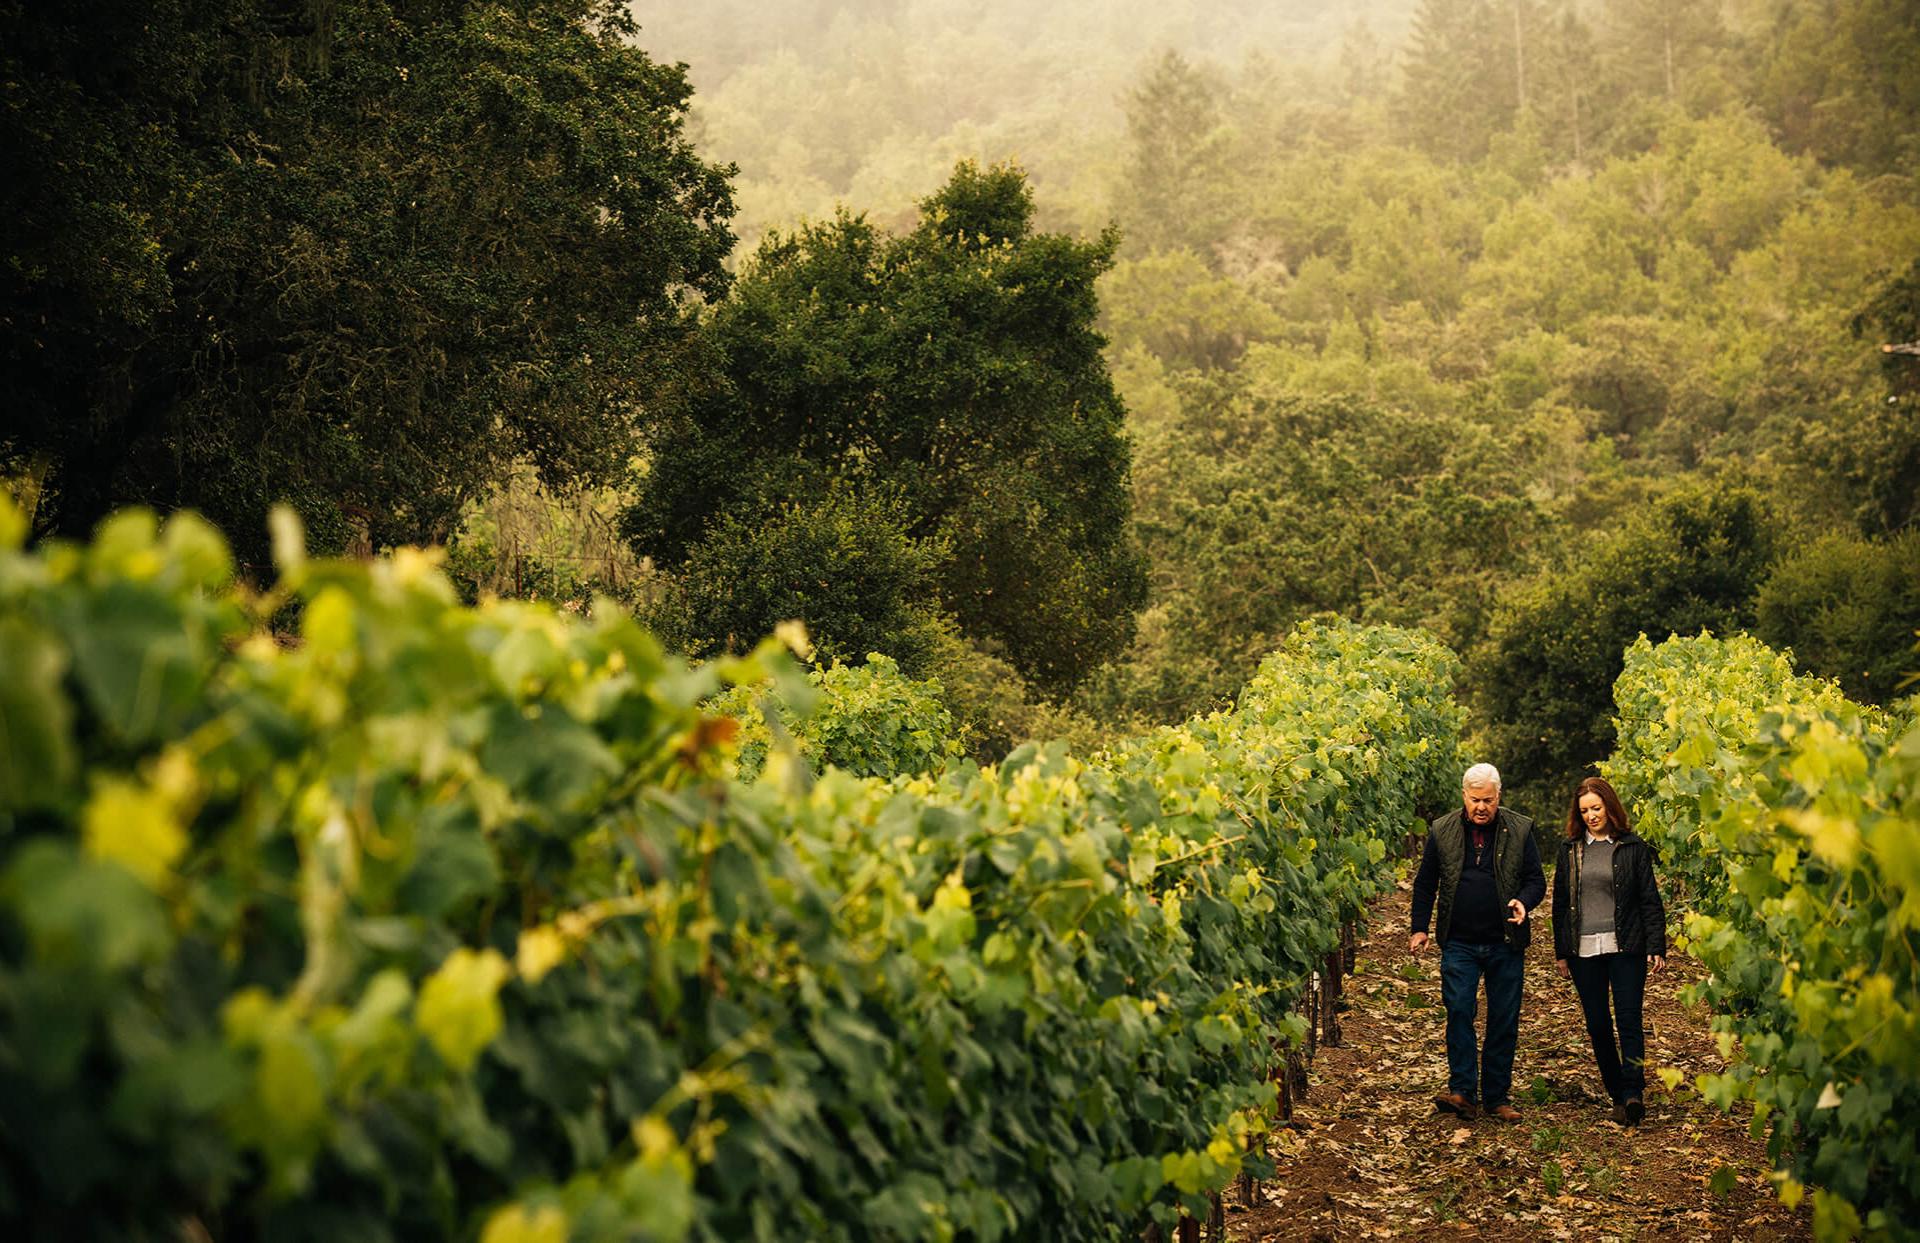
top-left (1755, 528), bottom-right (1920, 704)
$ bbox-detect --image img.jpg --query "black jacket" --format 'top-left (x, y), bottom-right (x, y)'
top-left (1551, 831), bottom-right (1668, 959)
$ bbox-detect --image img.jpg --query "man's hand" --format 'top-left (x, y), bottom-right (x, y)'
top-left (1649, 954), bottom-right (1667, 974)
top-left (1506, 898), bottom-right (1527, 925)
top-left (1555, 958), bottom-right (1570, 978)
top-left (1409, 931), bottom-right (1430, 955)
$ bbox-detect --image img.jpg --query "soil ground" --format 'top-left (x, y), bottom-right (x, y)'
top-left (1225, 875), bottom-right (1811, 1242)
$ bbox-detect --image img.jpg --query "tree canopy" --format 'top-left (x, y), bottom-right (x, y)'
top-left (1755, 528), bottom-right (1920, 705)
top-left (2, 0), bottom-right (735, 568)
top-left (1473, 482), bottom-right (1779, 810)
top-left (629, 162), bottom-right (1146, 691)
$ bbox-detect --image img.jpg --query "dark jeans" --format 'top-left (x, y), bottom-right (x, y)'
top-left (1567, 951), bottom-right (1648, 1103)
top-left (1439, 940), bottom-right (1524, 1107)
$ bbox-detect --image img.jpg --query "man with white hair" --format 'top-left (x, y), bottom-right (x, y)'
top-left (1408, 762), bottom-right (1545, 1123)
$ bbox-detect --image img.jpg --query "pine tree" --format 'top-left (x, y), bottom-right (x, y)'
top-left (1119, 50), bottom-right (1234, 253)
top-left (1533, 4), bottom-right (1602, 162)
top-left (1394, 0), bottom-right (1517, 162)
top-left (1598, 0), bottom-right (1728, 105)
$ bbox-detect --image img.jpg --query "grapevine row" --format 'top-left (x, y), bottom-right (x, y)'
top-left (0, 501), bottom-right (1463, 1241)
top-left (1605, 633), bottom-right (1920, 1241)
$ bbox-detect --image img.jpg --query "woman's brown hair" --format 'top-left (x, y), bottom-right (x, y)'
top-left (1565, 776), bottom-right (1630, 841)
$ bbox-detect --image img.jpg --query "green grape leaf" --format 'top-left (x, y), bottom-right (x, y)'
top-left (416, 948), bottom-right (511, 1072)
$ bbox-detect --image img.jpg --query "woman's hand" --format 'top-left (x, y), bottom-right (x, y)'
top-left (1649, 954), bottom-right (1666, 974)
top-left (1555, 958), bottom-right (1570, 979)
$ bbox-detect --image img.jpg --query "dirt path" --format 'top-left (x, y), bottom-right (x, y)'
top-left (1226, 874), bottom-right (1810, 1241)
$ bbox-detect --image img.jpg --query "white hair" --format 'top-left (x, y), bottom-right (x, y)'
top-left (1462, 763), bottom-right (1502, 792)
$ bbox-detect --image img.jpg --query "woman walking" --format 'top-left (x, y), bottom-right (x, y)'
top-left (1551, 776), bottom-right (1667, 1124)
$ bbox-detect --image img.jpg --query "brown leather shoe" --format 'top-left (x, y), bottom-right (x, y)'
top-left (1610, 1102), bottom-right (1629, 1125)
top-left (1433, 1092), bottom-right (1478, 1118)
top-left (1488, 1104), bottom-right (1523, 1123)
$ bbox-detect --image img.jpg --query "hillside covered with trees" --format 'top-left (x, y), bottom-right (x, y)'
top-left (6, 0), bottom-right (1919, 793)
top-left (624, 0), bottom-right (1920, 806)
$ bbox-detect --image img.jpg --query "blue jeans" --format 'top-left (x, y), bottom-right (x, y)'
top-left (1567, 952), bottom-right (1648, 1103)
top-left (1439, 940), bottom-right (1524, 1107)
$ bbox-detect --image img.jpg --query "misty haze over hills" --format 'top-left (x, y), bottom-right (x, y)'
top-left (629, 0), bottom-right (1422, 240)
top-left (634, 0), bottom-right (1420, 83)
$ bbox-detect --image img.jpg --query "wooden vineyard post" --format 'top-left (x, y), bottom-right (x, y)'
top-left (1343, 920), bottom-right (1357, 973)
top-left (1304, 982), bottom-right (1318, 1059)
top-left (1177, 1214), bottom-right (1200, 1243)
top-left (1207, 1192), bottom-right (1225, 1239)
top-left (1323, 948), bottom-right (1344, 1047)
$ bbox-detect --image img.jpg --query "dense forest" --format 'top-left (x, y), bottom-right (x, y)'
top-left (5, 0), bottom-right (1919, 810)
top-left (635, 0), bottom-right (1920, 808)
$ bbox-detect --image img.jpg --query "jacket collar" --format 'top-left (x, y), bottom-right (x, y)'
top-left (1452, 807), bottom-right (1512, 832)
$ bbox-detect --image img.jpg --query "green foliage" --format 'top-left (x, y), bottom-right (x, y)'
top-left (1812, 255), bottom-right (1920, 535)
top-left (1099, 250), bottom-right (1284, 370)
top-left (1858, 255), bottom-right (1920, 406)
top-left (1394, 0), bottom-right (1520, 163)
top-left (647, 483), bottom-right (949, 673)
top-left (12, 0), bottom-right (1915, 750)
top-left (1088, 382), bottom-right (1546, 721)
top-left (923, 631), bottom-right (1119, 764)
top-left (1118, 52), bottom-right (1235, 253)
top-left (636, 0), bottom-right (1916, 251)
top-left (442, 467), bottom-right (654, 612)
top-left (716, 652), bottom-right (963, 780)
top-left (1, 0), bottom-right (734, 567)
top-left (1605, 633), bottom-right (1920, 1235)
top-left (628, 161), bottom-right (1147, 692)
top-left (1087, 95), bottom-right (1916, 727)
top-left (1389, 0), bottom-right (1738, 167)
top-left (1594, 0), bottom-right (1739, 121)
top-left (1756, 529), bottom-right (1920, 704)
top-left (0, 498), bottom-right (1464, 1240)
top-left (1475, 482), bottom-right (1778, 808)
top-left (1744, 0), bottom-right (1920, 174)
